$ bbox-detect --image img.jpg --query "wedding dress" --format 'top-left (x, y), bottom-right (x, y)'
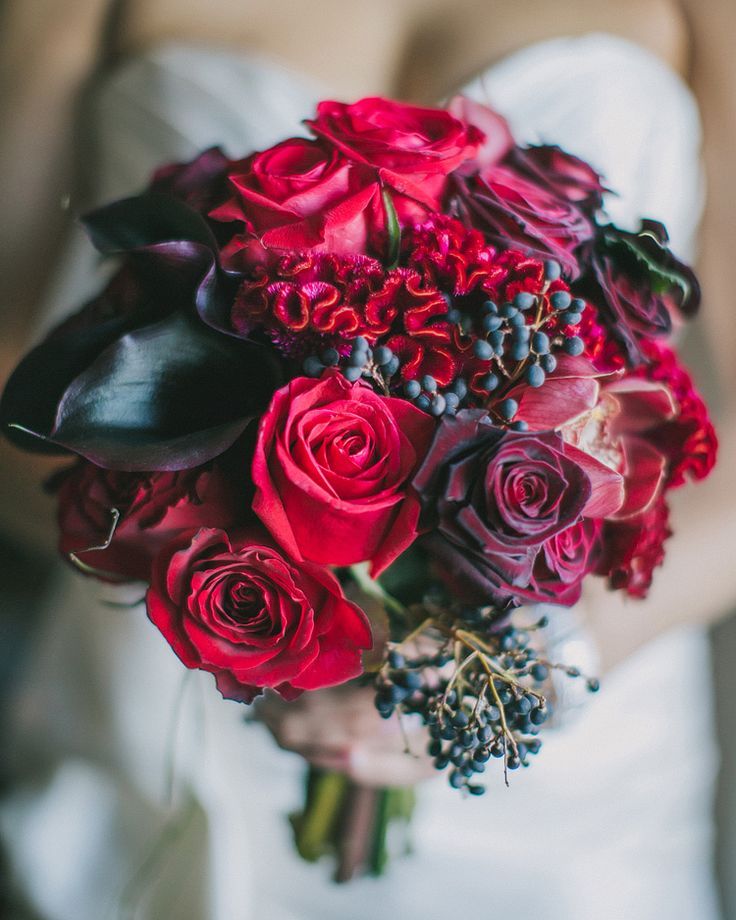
top-left (1, 34), bottom-right (721, 920)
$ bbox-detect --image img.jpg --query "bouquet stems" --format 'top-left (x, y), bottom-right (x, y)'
top-left (290, 765), bottom-right (415, 882)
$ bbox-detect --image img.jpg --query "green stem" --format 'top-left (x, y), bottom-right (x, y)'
top-left (349, 562), bottom-right (407, 618)
top-left (382, 189), bottom-right (401, 268)
top-left (292, 769), bottom-right (348, 862)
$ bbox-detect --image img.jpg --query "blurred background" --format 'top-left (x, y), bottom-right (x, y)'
top-left (1, 1), bottom-right (735, 917)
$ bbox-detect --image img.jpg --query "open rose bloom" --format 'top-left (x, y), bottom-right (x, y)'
top-left (0, 95), bottom-right (717, 817)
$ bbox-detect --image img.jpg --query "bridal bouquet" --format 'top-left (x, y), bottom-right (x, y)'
top-left (0, 96), bottom-right (716, 878)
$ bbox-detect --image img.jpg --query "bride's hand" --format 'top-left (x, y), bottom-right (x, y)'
top-left (256, 684), bottom-right (436, 787)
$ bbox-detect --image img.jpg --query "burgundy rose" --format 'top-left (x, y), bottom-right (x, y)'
top-left (513, 519), bottom-right (602, 606)
top-left (55, 460), bottom-right (243, 581)
top-left (252, 370), bottom-right (434, 574)
top-left (147, 527), bottom-right (371, 702)
top-left (211, 138), bottom-right (380, 264)
top-left (507, 145), bottom-right (606, 214)
top-left (413, 410), bottom-right (596, 606)
top-left (452, 161), bottom-right (595, 278)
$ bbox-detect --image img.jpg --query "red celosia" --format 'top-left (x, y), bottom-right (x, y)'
top-left (597, 494), bottom-right (672, 598)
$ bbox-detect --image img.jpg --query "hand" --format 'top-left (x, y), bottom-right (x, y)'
top-left (256, 684), bottom-right (436, 787)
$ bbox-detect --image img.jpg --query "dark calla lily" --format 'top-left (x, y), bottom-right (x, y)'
top-left (1, 312), bottom-right (280, 470)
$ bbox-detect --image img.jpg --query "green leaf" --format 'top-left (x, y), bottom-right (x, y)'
top-left (603, 228), bottom-right (692, 302)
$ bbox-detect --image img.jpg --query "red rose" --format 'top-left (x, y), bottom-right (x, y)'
top-left (252, 370), bottom-right (435, 574)
top-left (307, 97), bottom-right (483, 209)
top-left (211, 138), bottom-right (379, 262)
top-left (54, 460), bottom-right (243, 582)
top-left (146, 527), bottom-right (371, 702)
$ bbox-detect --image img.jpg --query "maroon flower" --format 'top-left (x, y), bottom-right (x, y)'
top-left (452, 161), bottom-right (595, 278)
top-left (150, 147), bottom-right (235, 215)
top-left (596, 494), bottom-right (672, 599)
top-left (413, 411), bottom-right (598, 606)
top-left (587, 221), bottom-right (701, 364)
top-left (55, 460), bottom-right (243, 581)
top-left (507, 145), bottom-right (606, 215)
top-left (251, 370), bottom-right (435, 575)
top-left (146, 527), bottom-right (372, 702)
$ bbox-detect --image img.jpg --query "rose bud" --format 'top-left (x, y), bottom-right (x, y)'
top-left (146, 527), bottom-right (372, 702)
top-left (252, 370), bottom-right (435, 575)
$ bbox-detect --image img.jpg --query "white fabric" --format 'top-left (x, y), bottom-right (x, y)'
top-left (1, 35), bottom-right (720, 920)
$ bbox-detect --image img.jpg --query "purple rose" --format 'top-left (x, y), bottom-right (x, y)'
top-left (506, 145), bottom-right (606, 215)
top-left (413, 410), bottom-right (592, 606)
top-left (451, 154), bottom-right (596, 279)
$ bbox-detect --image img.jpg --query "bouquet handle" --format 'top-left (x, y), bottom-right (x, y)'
top-left (291, 765), bottom-right (414, 882)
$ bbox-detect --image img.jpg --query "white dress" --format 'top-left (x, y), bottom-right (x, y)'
top-left (1, 35), bottom-right (721, 920)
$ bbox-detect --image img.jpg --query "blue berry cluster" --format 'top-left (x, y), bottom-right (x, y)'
top-left (374, 610), bottom-right (599, 793)
top-left (302, 336), bottom-right (400, 385)
top-left (403, 375), bottom-right (464, 418)
top-left (441, 260), bottom-right (588, 426)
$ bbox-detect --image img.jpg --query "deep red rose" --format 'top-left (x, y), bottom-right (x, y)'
top-left (55, 460), bottom-right (243, 581)
top-left (307, 97), bottom-right (483, 209)
top-left (211, 138), bottom-right (380, 262)
top-left (586, 221), bottom-right (700, 364)
top-left (590, 252), bottom-right (673, 363)
top-left (252, 370), bottom-right (434, 574)
top-left (146, 527), bottom-right (371, 702)
top-left (452, 163), bottom-right (594, 278)
top-left (413, 411), bottom-right (599, 606)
